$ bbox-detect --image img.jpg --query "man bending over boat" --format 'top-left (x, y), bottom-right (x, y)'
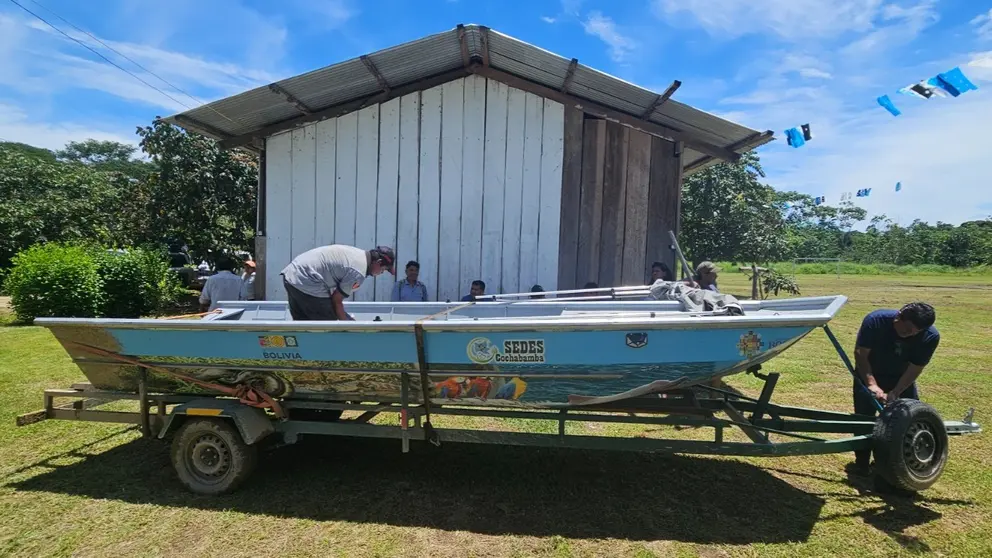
top-left (280, 245), bottom-right (396, 321)
top-left (852, 302), bottom-right (939, 471)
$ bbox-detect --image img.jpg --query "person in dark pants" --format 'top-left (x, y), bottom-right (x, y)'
top-left (852, 302), bottom-right (940, 471)
top-left (280, 244), bottom-right (395, 321)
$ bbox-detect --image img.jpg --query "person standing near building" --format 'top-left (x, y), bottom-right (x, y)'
top-left (199, 256), bottom-right (245, 311)
top-left (281, 244), bottom-right (395, 321)
top-left (391, 260), bottom-right (428, 302)
top-left (241, 259), bottom-right (256, 301)
top-left (462, 280), bottom-right (486, 301)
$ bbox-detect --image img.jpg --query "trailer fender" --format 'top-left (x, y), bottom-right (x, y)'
top-left (158, 399), bottom-right (274, 445)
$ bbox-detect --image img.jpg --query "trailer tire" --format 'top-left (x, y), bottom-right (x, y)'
top-left (171, 418), bottom-right (257, 496)
top-left (872, 398), bottom-right (949, 493)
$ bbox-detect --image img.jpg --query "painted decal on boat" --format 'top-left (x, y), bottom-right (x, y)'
top-left (263, 351), bottom-right (303, 360)
top-left (737, 331), bottom-right (764, 358)
top-left (467, 337), bottom-right (545, 364)
top-left (258, 335), bottom-right (298, 348)
top-left (625, 332), bottom-right (648, 349)
top-left (434, 376), bottom-right (528, 400)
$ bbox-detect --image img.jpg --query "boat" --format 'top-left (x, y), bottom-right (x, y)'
top-left (35, 290), bottom-right (848, 409)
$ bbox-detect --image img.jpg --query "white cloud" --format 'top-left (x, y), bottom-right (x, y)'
top-left (840, 0), bottom-right (939, 57)
top-left (582, 11), bottom-right (636, 62)
top-left (561, 0), bottom-right (584, 16)
top-left (0, 13), bottom-right (282, 114)
top-left (293, 0), bottom-right (356, 30)
top-left (973, 9), bottom-right (992, 41)
top-left (0, 102), bottom-right (137, 151)
top-left (652, 0), bottom-right (938, 53)
top-left (112, 0), bottom-right (291, 69)
top-left (541, 16), bottom-right (557, 24)
top-left (799, 68), bottom-right (833, 79)
top-left (730, 50), bottom-right (992, 227)
top-left (651, 0), bottom-right (885, 41)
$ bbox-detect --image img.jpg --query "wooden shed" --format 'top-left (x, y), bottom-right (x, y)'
top-left (164, 24), bottom-right (773, 302)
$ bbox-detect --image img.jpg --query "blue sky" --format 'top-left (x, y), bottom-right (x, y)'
top-left (1, 0), bottom-right (991, 226)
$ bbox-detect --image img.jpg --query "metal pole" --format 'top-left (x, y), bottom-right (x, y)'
top-left (138, 368), bottom-right (151, 437)
top-left (668, 230), bottom-right (694, 280)
top-left (822, 325), bottom-right (884, 412)
top-left (476, 285), bottom-right (653, 301)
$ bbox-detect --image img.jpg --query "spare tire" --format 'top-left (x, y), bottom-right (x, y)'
top-left (872, 398), bottom-right (949, 493)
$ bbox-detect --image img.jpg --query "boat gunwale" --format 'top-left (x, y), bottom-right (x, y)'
top-left (34, 295), bottom-right (847, 333)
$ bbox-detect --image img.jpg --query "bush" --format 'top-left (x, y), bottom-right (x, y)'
top-left (3, 243), bottom-right (185, 322)
top-left (3, 243), bottom-right (104, 322)
top-left (95, 247), bottom-right (188, 318)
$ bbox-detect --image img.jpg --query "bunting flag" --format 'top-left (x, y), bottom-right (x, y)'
top-left (877, 66), bottom-right (977, 116)
top-left (856, 188), bottom-right (872, 198)
top-left (877, 94), bottom-right (901, 116)
top-left (934, 67), bottom-right (978, 97)
top-left (895, 182), bottom-right (902, 192)
top-left (785, 123), bottom-right (813, 148)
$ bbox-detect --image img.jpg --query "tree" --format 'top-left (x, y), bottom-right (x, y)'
top-left (0, 141), bottom-right (56, 163)
top-left (0, 145), bottom-right (119, 268)
top-left (56, 139), bottom-right (155, 180)
top-left (135, 120), bottom-right (258, 262)
top-left (680, 151), bottom-right (788, 264)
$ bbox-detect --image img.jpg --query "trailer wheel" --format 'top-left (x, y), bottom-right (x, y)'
top-left (171, 418), bottom-right (257, 495)
top-left (872, 399), bottom-right (949, 493)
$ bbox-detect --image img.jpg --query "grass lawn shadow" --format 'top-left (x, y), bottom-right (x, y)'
top-left (12, 434), bottom-right (827, 545)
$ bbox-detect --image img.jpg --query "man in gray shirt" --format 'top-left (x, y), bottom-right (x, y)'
top-left (280, 244), bottom-right (395, 321)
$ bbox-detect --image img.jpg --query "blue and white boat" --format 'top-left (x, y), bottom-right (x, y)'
top-left (36, 292), bottom-right (847, 408)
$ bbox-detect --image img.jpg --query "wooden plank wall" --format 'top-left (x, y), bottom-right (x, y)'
top-left (557, 118), bottom-right (683, 289)
top-left (263, 75), bottom-right (566, 302)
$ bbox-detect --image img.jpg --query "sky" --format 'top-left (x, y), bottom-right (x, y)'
top-left (1, 0), bottom-right (991, 226)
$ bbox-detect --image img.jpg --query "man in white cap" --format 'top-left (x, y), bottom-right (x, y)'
top-left (240, 259), bottom-right (256, 300)
top-left (280, 245), bottom-right (396, 321)
top-left (694, 261), bottom-right (720, 292)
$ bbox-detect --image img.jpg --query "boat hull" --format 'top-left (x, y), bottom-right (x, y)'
top-left (46, 320), bottom-right (818, 408)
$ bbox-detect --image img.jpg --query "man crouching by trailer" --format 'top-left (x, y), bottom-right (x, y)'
top-left (280, 244), bottom-right (396, 321)
top-left (852, 302), bottom-right (940, 471)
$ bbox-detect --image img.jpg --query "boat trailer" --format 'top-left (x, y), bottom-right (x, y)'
top-left (16, 325), bottom-right (982, 496)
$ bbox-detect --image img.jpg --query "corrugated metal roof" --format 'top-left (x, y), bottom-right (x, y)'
top-left (163, 24), bottom-right (773, 173)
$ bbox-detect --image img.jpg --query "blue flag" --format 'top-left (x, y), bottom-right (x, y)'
top-left (934, 67), bottom-right (978, 97)
top-left (877, 94), bottom-right (901, 116)
top-left (895, 182), bottom-right (902, 192)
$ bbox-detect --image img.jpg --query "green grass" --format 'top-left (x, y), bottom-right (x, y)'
top-left (713, 261), bottom-right (992, 276)
top-left (1, 275), bottom-right (991, 557)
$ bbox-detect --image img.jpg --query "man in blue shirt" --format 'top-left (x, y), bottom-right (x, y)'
top-left (462, 280), bottom-right (485, 301)
top-left (852, 302), bottom-right (940, 469)
top-left (391, 260), bottom-right (428, 302)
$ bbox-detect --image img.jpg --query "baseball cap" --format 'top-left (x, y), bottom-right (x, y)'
top-left (374, 246), bottom-right (396, 274)
top-left (696, 261), bottom-right (720, 275)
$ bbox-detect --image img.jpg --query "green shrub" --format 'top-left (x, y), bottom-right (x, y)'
top-left (93, 247), bottom-right (184, 318)
top-left (3, 243), bottom-right (104, 322)
top-left (3, 243), bottom-right (185, 322)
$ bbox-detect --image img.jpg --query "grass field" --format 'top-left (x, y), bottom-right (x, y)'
top-left (1, 274), bottom-right (990, 557)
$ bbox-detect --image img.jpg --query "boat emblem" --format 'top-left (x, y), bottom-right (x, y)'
top-left (625, 332), bottom-right (648, 348)
top-left (467, 337), bottom-right (499, 364)
top-left (737, 331), bottom-right (764, 358)
top-left (467, 337), bottom-right (546, 364)
top-left (259, 335), bottom-right (298, 348)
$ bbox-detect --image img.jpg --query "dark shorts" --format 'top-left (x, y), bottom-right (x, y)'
top-left (283, 277), bottom-right (338, 321)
